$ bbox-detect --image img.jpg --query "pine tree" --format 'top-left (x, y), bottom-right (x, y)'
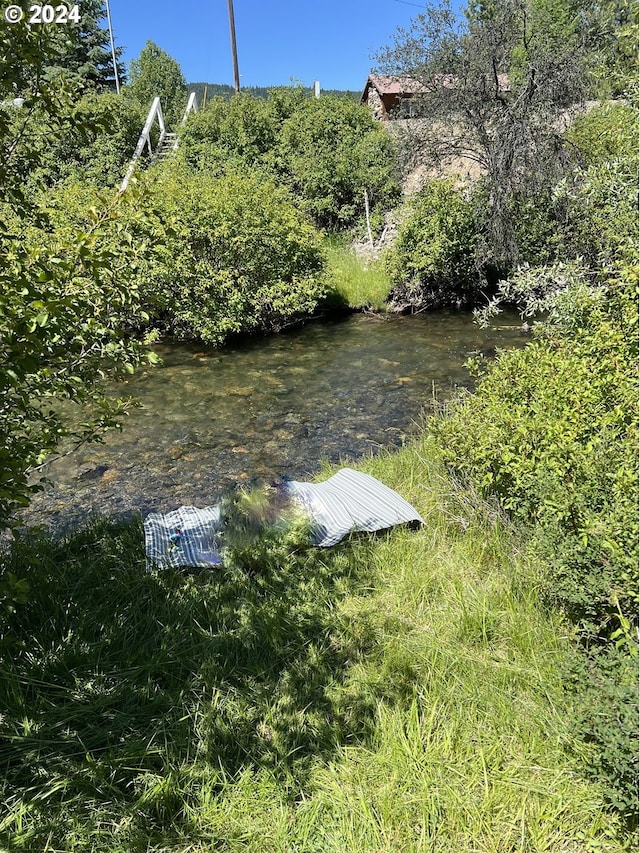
top-left (43, 0), bottom-right (126, 93)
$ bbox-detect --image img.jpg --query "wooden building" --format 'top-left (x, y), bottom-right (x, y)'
top-left (360, 75), bottom-right (428, 120)
top-left (361, 73), bottom-right (511, 120)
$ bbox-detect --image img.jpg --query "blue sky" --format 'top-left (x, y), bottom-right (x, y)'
top-left (107, 0), bottom-right (425, 92)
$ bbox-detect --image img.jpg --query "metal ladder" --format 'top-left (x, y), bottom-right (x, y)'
top-left (120, 91), bottom-right (198, 191)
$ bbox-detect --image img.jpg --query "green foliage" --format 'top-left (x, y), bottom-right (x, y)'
top-left (178, 90), bottom-right (401, 234)
top-left (8, 91), bottom-right (147, 193)
top-left (481, 101), bottom-right (639, 271)
top-left (0, 24), bottom-right (160, 527)
top-left (4, 0), bottom-right (125, 95)
top-left (580, 0), bottom-right (639, 97)
top-left (276, 95), bottom-right (401, 231)
top-left (386, 179), bottom-right (479, 307)
top-left (563, 644), bottom-right (639, 822)
top-left (39, 0), bottom-right (126, 92)
top-left (142, 165), bottom-right (326, 344)
top-left (377, 0), bottom-right (589, 269)
top-left (435, 267), bottom-right (638, 639)
top-left (0, 181), bottom-right (160, 524)
top-left (178, 93), bottom-right (277, 172)
top-left (187, 82), bottom-right (361, 105)
top-left (125, 40), bottom-right (188, 127)
top-left (567, 101), bottom-right (639, 167)
top-left (556, 103), bottom-right (639, 267)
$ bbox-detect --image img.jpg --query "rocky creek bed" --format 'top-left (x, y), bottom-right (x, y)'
top-left (19, 309), bottom-right (527, 531)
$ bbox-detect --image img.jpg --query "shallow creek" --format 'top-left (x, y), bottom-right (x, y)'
top-left (22, 309), bottom-right (527, 529)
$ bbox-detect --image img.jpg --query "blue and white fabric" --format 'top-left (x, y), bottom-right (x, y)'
top-left (287, 468), bottom-right (423, 547)
top-left (144, 468), bottom-right (423, 569)
top-left (144, 504), bottom-right (223, 570)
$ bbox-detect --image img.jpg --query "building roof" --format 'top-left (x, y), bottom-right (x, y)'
top-left (361, 72), bottom-right (511, 103)
top-left (361, 75), bottom-right (429, 99)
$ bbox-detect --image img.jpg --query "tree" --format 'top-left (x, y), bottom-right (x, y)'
top-left (0, 17), bottom-right (157, 526)
top-left (46, 0), bottom-right (125, 91)
top-left (376, 0), bottom-right (589, 271)
top-left (8, 0), bottom-right (125, 93)
top-left (276, 95), bottom-right (401, 231)
top-left (126, 41), bottom-right (187, 127)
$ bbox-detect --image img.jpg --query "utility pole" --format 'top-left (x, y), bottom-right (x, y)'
top-left (227, 0), bottom-right (240, 94)
top-left (105, 0), bottom-right (120, 94)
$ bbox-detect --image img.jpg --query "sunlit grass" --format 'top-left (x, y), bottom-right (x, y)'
top-left (323, 238), bottom-right (392, 311)
top-left (0, 438), bottom-right (634, 851)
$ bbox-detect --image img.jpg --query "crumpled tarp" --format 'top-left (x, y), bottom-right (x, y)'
top-left (144, 468), bottom-right (423, 570)
top-left (287, 468), bottom-right (423, 547)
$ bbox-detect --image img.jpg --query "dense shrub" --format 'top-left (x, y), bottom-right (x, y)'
top-left (433, 264), bottom-right (638, 816)
top-left (7, 92), bottom-right (147, 193)
top-left (386, 179), bottom-right (480, 309)
top-left (563, 644), bottom-right (639, 823)
top-left (178, 91), bottom-right (401, 234)
top-left (144, 165), bottom-right (326, 344)
top-left (178, 93), bottom-right (278, 173)
top-left (276, 95), bottom-right (401, 231)
top-left (567, 101), bottom-right (638, 168)
top-left (508, 102), bottom-right (639, 269)
top-left (0, 180), bottom-right (160, 524)
top-left (435, 267), bottom-right (638, 636)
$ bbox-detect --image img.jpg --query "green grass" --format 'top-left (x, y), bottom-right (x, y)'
top-left (323, 239), bottom-right (392, 311)
top-left (0, 438), bottom-right (635, 851)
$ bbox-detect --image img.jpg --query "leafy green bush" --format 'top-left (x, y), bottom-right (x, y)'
top-left (514, 102), bottom-right (640, 268)
top-left (7, 92), bottom-right (147, 194)
top-left (179, 90), bottom-right (400, 234)
top-left (567, 102), bottom-right (638, 168)
top-left (178, 93), bottom-right (278, 173)
top-left (144, 165), bottom-right (326, 344)
top-left (557, 157), bottom-right (639, 267)
top-left (563, 644), bottom-right (639, 823)
top-left (435, 266), bottom-right (638, 637)
top-left (0, 181), bottom-right (159, 525)
top-left (276, 95), bottom-right (400, 231)
top-left (386, 179), bottom-right (479, 308)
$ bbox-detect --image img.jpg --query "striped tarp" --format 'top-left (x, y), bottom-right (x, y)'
top-left (287, 468), bottom-right (423, 547)
top-left (144, 504), bottom-right (223, 570)
top-left (144, 468), bottom-right (423, 569)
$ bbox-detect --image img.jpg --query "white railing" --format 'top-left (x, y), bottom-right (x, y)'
top-left (120, 96), bottom-right (165, 191)
top-left (120, 92), bottom-right (199, 190)
top-left (174, 91), bottom-right (199, 149)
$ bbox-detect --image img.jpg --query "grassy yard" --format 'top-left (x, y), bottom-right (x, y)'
top-left (0, 436), bottom-right (633, 851)
top-left (323, 239), bottom-right (392, 312)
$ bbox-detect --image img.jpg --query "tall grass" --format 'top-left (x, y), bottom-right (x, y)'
top-left (0, 439), bottom-right (633, 851)
top-left (323, 239), bottom-right (392, 311)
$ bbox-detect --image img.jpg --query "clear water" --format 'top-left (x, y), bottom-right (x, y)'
top-left (23, 310), bottom-right (527, 528)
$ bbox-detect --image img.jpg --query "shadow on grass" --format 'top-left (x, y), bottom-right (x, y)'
top-left (0, 515), bottom-right (380, 848)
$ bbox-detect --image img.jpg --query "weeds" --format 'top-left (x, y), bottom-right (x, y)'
top-left (323, 239), bottom-right (392, 311)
